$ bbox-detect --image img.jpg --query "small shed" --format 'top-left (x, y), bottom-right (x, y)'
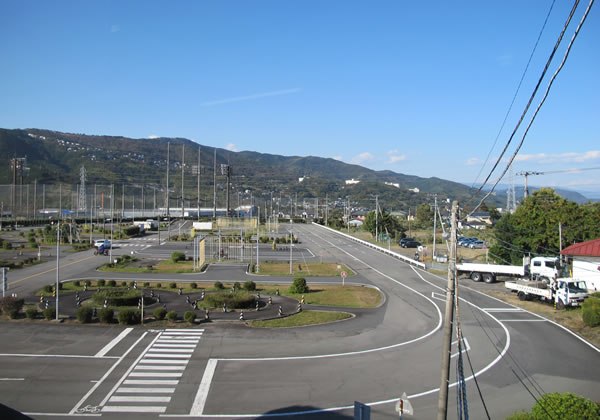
top-left (560, 239), bottom-right (600, 292)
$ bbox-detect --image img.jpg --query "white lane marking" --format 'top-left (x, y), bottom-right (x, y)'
top-left (109, 396), bottom-right (171, 403)
top-left (102, 406), bottom-right (166, 413)
top-left (148, 348), bottom-right (194, 353)
top-left (98, 333), bottom-right (162, 407)
top-left (134, 365), bottom-right (186, 371)
top-left (143, 353), bottom-right (191, 358)
top-left (157, 340), bottom-right (200, 344)
top-left (69, 332), bottom-right (149, 415)
top-left (496, 319), bottom-right (548, 322)
top-left (138, 359), bottom-right (188, 365)
top-left (128, 372), bottom-right (183, 378)
top-left (0, 378), bottom-right (24, 381)
top-left (153, 344), bottom-right (197, 348)
top-left (165, 329), bottom-right (204, 332)
top-left (0, 353), bottom-right (118, 359)
top-left (123, 380), bottom-right (179, 385)
top-left (190, 359), bottom-right (218, 416)
top-left (95, 328), bottom-right (134, 358)
top-left (117, 387), bottom-right (176, 393)
top-left (483, 308), bottom-right (523, 312)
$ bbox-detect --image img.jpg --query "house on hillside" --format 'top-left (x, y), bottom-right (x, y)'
top-left (560, 239), bottom-right (600, 292)
top-left (467, 212), bottom-right (492, 226)
top-left (345, 178), bottom-right (360, 185)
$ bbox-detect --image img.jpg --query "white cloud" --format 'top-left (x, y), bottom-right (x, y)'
top-left (466, 157), bottom-right (482, 166)
top-left (351, 152), bottom-right (375, 165)
top-left (148, 135), bottom-right (159, 139)
top-left (332, 156), bottom-right (343, 161)
top-left (225, 143), bottom-right (238, 152)
top-left (515, 150), bottom-right (600, 163)
top-left (386, 150), bottom-right (406, 164)
top-left (200, 88), bottom-right (300, 107)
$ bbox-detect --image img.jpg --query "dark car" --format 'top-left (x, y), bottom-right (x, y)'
top-left (398, 237), bottom-right (416, 247)
top-left (401, 239), bottom-right (421, 248)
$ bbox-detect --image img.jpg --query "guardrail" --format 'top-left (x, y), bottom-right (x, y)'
top-left (311, 222), bottom-right (427, 270)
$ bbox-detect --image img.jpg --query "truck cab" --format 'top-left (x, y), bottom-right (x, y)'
top-left (554, 278), bottom-right (588, 309)
top-left (530, 257), bottom-right (561, 282)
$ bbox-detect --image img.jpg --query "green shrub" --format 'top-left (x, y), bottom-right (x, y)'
top-left (3, 241), bottom-right (11, 250)
top-left (530, 392), bottom-right (600, 419)
top-left (190, 282), bottom-right (198, 289)
top-left (84, 280), bottom-right (91, 286)
top-left (171, 251), bottom-right (185, 263)
top-left (77, 306), bottom-right (93, 323)
top-left (582, 297), bottom-right (600, 327)
top-left (74, 280), bottom-right (81, 287)
top-left (204, 291), bottom-right (255, 309)
top-left (506, 412), bottom-right (532, 420)
top-left (124, 225), bottom-right (140, 236)
top-left (128, 280), bottom-right (135, 288)
top-left (43, 284), bottom-right (53, 293)
top-left (156, 283), bottom-right (162, 288)
top-left (97, 279), bottom-right (106, 287)
top-left (214, 281), bottom-right (224, 290)
top-left (169, 282), bottom-right (177, 289)
top-left (118, 309), bottom-right (140, 325)
top-left (243, 280), bottom-right (256, 291)
top-left (289, 277), bottom-right (309, 294)
top-left (58, 282), bottom-right (63, 290)
top-left (98, 308), bottom-right (114, 323)
top-left (92, 289), bottom-right (141, 307)
top-left (1, 297), bottom-right (24, 319)
top-left (166, 311), bottom-right (177, 322)
top-left (107, 280), bottom-right (116, 287)
top-left (143, 282), bottom-right (150, 287)
top-left (184, 311), bottom-right (196, 323)
top-left (233, 282), bottom-right (241, 290)
top-left (121, 281), bottom-right (127, 287)
top-left (43, 307), bottom-right (55, 320)
top-left (25, 307), bottom-right (38, 319)
top-left (153, 307), bottom-right (167, 320)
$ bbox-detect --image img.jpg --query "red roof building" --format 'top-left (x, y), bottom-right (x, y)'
top-left (560, 238), bottom-right (600, 257)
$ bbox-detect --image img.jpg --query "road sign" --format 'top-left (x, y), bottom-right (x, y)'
top-left (341, 270), bottom-right (347, 286)
top-left (395, 392), bottom-right (414, 416)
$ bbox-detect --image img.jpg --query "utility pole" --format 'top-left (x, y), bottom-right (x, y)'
top-left (375, 196), bottom-right (379, 239)
top-left (256, 206), bottom-right (260, 273)
top-left (213, 148), bottom-right (217, 220)
top-left (55, 216), bottom-right (60, 321)
top-left (437, 200), bottom-right (458, 420)
top-left (325, 193), bottom-right (328, 226)
top-left (197, 146), bottom-right (201, 221)
top-left (433, 195), bottom-right (437, 260)
top-left (166, 142), bottom-right (170, 239)
top-left (181, 144), bottom-right (185, 219)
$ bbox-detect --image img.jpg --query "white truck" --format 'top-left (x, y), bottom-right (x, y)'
top-left (505, 278), bottom-right (589, 309)
top-left (457, 256), bottom-right (559, 284)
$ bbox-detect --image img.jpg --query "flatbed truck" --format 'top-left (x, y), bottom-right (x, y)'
top-left (505, 278), bottom-right (588, 309)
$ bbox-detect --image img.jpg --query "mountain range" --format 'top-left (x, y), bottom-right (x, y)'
top-left (2, 127), bottom-right (591, 212)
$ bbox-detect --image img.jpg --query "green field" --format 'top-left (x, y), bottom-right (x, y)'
top-left (255, 262), bottom-right (353, 277)
top-left (259, 284), bottom-right (381, 308)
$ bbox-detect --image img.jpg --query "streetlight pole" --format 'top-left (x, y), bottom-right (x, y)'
top-left (55, 218), bottom-right (60, 320)
top-left (256, 206), bottom-right (260, 273)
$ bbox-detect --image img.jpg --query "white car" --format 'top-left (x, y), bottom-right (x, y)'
top-left (94, 239), bottom-right (111, 249)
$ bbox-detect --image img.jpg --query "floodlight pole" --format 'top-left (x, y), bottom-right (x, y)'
top-left (55, 218), bottom-right (60, 320)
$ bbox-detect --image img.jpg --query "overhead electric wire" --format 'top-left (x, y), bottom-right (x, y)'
top-left (470, 0), bottom-right (594, 217)
top-left (467, 0), bottom-right (582, 211)
top-left (470, 0), bottom-right (557, 189)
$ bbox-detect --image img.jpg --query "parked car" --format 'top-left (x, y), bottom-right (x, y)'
top-left (457, 237), bottom-right (475, 246)
top-left (401, 240), bottom-right (421, 248)
top-left (399, 238), bottom-right (416, 247)
top-left (460, 238), bottom-right (478, 247)
top-left (469, 240), bottom-right (486, 249)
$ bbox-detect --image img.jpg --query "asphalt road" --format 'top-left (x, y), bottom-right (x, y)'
top-left (1, 222), bottom-right (599, 419)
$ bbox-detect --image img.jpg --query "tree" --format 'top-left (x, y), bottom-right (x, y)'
top-left (416, 203), bottom-right (433, 227)
top-left (363, 209), bottom-right (404, 239)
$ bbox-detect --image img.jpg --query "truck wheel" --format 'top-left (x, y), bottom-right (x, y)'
top-left (470, 272), bottom-right (482, 282)
top-left (482, 273), bottom-right (495, 283)
top-left (556, 299), bottom-right (565, 310)
top-left (518, 292), bottom-right (526, 301)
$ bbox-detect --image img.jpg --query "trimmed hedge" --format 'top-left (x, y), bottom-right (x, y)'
top-left (1, 297), bottom-right (24, 319)
top-left (171, 251), bottom-right (185, 263)
top-left (169, 282), bottom-right (177, 289)
top-left (289, 277), bottom-right (309, 294)
top-left (153, 307), bottom-right (167, 320)
top-left (204, 291), bottom-right (255, 309)
top-left (77, 306), bottom-right (93, 323)
top-left (97, 279), bottom-right (106, 287)
top-left (582, 296), bottom-right (600, 327)
top-left (92, 288), bottom-right (142, 307)
top-left (190, 282), bottom-right (198, 289)
top-left (184, 311), bottom-right (196, 323)
top-left (25, 307), bottom-right (38, 319)
top-left (107, 280), bottom-right (116, 287)
top-left (166, 311), bottom-right (177, 322)
top-left (43, 307), bottom-right (55, 320)
top-left (243, 280), bottom-right (256, 291)
top-left (118, 309), bottom-right (140, 325)
top-left (98, 308), bottom-right (114, 323)
top-left (214, 281), bottom-right (224, 290)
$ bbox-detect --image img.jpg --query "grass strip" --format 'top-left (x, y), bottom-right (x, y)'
top-left (249, 310), bottom-right (352, 328)
top-left (255, 262), bottom-right (353, 277)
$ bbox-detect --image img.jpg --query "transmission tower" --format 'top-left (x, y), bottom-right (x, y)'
top-left (79, 166), bottom-right (87, 210)
top-left (506, 164), bottom-right (516, 213)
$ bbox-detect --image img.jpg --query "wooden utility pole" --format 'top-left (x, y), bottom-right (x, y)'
top-left (437, 200), bottom-right (458, 420)
top-left (181, 144), bottom-right (185, 219)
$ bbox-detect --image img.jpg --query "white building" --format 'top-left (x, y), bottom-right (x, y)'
top-left (345, 178), bottom-right (360, 185)
top-left (561, 239), bottom-right (600, 292)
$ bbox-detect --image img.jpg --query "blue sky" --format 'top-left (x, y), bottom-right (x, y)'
top-left (1, 1), bottom-right (599, 196)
